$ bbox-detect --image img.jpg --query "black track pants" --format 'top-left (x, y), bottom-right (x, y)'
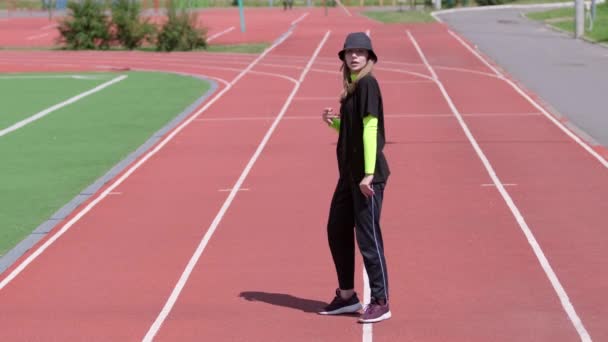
top-left (326, 177), bottom-right (389, 301)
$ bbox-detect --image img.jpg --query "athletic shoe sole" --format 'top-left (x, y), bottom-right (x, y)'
top-left (358, 311), bottom-right (392, 323)
top-left (318, 302), bottom-right (363, 315)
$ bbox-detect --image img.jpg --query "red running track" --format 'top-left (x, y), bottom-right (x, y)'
top-left (1, 8), bottom-right (607, 342)
top-left (0, 8), bottom-right (308, 47)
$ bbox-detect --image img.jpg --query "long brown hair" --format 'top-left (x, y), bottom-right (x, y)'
top-left (340, 59), bottom-right (375, 102)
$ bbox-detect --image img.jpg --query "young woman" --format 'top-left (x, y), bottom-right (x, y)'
top-left (318, 32), bottom-right (391, 323)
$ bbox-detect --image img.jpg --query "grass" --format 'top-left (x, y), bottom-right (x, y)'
top-left (0, 74), bottom-right (114, 129)
top-left (0, 0), bottom-right (43, 10)
top-left (510, 0), bottom-right (569, 4)
top-left (0, 71), bottom-right (211, 256)
top-left (362, 9), bottom-right (436, 23)
top-left (204, 43), bottom-right (269, 53)
top-left (526, 3), bottom-right (608, 42)
top-left (526, 7), bottom-right (573, 20)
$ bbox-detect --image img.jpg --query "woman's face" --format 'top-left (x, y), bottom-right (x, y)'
top-left (344, 48), bottom-right (369, 72)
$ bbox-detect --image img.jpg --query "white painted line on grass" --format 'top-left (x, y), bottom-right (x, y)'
top-left (141, 30), bottom-right (332, 342)
top-left (447, 29), bottom-right (608, 169)
top-left (407, 30), bottom-right (592, 342)
top-left (207, 26), bottom-right (235, 42)
top-left (0, 75), bottom-right (127, 138)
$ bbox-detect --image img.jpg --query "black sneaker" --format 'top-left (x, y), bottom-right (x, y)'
top-left (318, 289), bottom-right (363, 315)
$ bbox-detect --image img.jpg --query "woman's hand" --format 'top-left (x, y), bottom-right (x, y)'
top-left (359, 174), bottom-right (375, 198)
top-left (322, 107), bottom-right (338, 126)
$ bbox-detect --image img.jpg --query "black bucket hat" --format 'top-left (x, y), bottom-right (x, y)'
top-left (338, 32), bottom-right (378, 63)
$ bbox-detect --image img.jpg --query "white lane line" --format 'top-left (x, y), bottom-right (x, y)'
top-left (381, 80), bottom-right (434, 84)
top-left (141, 30), bottom-right (332, 342)
top-left (218, 188), bottom-right (249, 192)
top-left (375, 66), bottom-right (434, 81)
top-left (447, 29), bottom-right (608, 169)
top-left (435, 65), bottom-right (503, 79)
top-left (481, 183), bottom-right (517, 187)
top-left (363, 26), bottom-right (373, 342)
top-left (259, 62), bottom-right (306, 70)
top-left (195, 116), bottom-right (274, 121)
top-left (0, 75), bottom-right (127, 138)
top-left (294, 96), bottom-right (336, 100)
top-left (335, 0), bottom-right (352, 16)
top-left (207, 26), bottom-right (235, 42)
top-left (362, 269), bottom-right (372, 342)
top-left (310, 63), bottom-right (437, 82)
top-left (291, 12), bottom-right (309, 26)
top-left (26, 32), bottom-right (50, 41)
top-left (407, 30), bottom-right (592, 342)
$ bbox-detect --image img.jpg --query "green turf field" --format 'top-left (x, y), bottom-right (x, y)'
top-left (362, 9), bottom-right (436, 23)
top-left (0, 71), bottom-right (212, 256)
top-left (0, 74), bottom-right (116, 129)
